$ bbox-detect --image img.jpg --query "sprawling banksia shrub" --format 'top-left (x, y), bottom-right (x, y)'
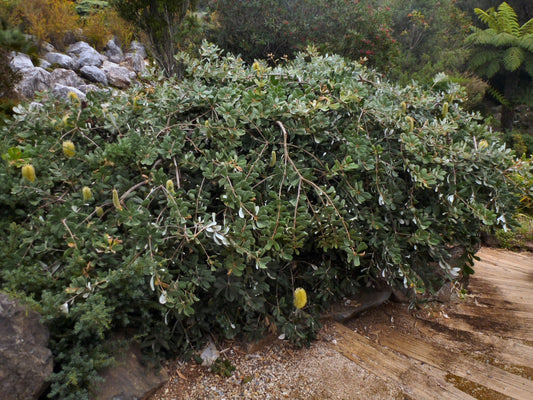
top-left (0, 43), bottom-right (519, 398)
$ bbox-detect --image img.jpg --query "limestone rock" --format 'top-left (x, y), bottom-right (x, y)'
top-left (15, 67), bottom-right (51, 98)
top-left (50, 68), bottom-right (85, 88)
top-left (9, 52), bottom-right (33, 72)
top-left (129, 40), bottom-right (147, 59)
top-left (0, 293), bottom-right (53, 400)
top-left (67, 41), bottom-right (94, 56)
top-left (68, 41), bottom-right (103, 68)
top-left (125, 52), bottom-right (146, 74)
top-left (102, 60), bottom-right (136, 89)
top-left (93, 343), bottom-right (168, 400)
top-left (77, 47), bottom-right (104, 68)
top-left (80, 65), bottom-right (108, 85)
top-left (52, 84), bottom-right (87, 102)
top-left (45, 52), bottom-right (78, 70)
top-left (105, 38), bottom-right (124, 64)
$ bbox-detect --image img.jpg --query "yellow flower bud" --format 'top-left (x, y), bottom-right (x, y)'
top-left (21, 164), bottom-right (36, 182)
top-left (62, 140), bottom-right (76, 158)
top-left (269, 150), bottom-right (277, 167)
top-left (96, 206), bottom-right (104, 217)
top-left (82, 186), bottom-right (92, 201)
top-left (406, 116), bottom-right (415, 132)
top-left (294, 287), bottom-right (307, 309)
top-left (166, 179), bottom-right (174, 193)
top-left (401, 102), bottom-right (406, 114)
top-left (478, 140), bottom-right (488, 149)
top-left (441, 102), bottom-right (449, 118)
top-left (68, 91), bottom-right (80, 103)
top-left (112, 188), bottom-right (122, 211)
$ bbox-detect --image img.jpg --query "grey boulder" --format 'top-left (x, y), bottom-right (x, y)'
top-left (15, 67), bottom-right (51, 98)
top-left (45, 52), bottom-right (78, 70)
top-left (50, 68), bottom-right (85, 88)
top-left (0, 293), bottom-right (53, 400)
top-left (105, 38), bottom-right (124, 64)
top-left (102, 60), bottom-right (136, 89)
top-left (80, 65), bottom-right (108, 85)
top-left (52, 84), bottom-right (87, 102)
top-left (9, 52), bottom-right (33, 72)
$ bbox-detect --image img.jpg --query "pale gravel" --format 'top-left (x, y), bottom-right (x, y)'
top-left (149, 323), bottom-right (403, 400)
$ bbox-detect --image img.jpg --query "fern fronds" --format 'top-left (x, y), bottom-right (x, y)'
top-left (496, 2), bottom-right (520, 36)
top-left (503, 46), bottom-right (524, 71)
top-left (474, 7), bottom-right (498, 29)
top-left (487, 86), bottom-right (509, 105)
top-left (519, 19), bottom-right (533, 36)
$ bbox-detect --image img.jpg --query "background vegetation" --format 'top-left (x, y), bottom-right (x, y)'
top-left (0, 1), bottom-right (532, 399)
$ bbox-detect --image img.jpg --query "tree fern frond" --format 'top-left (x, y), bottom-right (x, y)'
top-left (487, 86), bottom-right (509, 105)
top-left (519, 19), bottom-right (533, 36)
top-left (503, 46), bottom-right (524, 71)
top-left (496, 2), bottom-right (520, 36)
top-left (466, 29), bottom-right (499, 46)
top-left (494, 32), bottom-right (518, 47)
top-left (484, 59), bottom-right (502, 78)
top-left (469, 49), bottom-right (501, 70)
top-left (518, 34), bottom-right (533, 53)
top-left (523, 53), bottom-right (533, 78)
top-left (474, 7), bottom-right (498, 29)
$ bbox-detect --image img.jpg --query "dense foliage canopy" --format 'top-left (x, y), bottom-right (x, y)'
top-left (0, 43), bottom-right (520, 398)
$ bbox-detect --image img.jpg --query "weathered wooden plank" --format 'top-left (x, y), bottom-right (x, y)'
top-left (378, 330), bottom-right (533, 400)
top-left (384, 307), bottom-right (533, 368)
top-left (333, 323), bottom-right (477, 400)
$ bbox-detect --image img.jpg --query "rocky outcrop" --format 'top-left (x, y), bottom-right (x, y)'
top-left (80, 65), bottom-right (108, 85)
top-left (102, 60), bottom-right (136, 89)
top-left (93, 342), bottom-right (169, 400)
top-left (10, 39), bottom-right (147, 100)
top-left (17, 67), bottom-right (52, 98)
top-left (0, 293), bottom-right (53, 400)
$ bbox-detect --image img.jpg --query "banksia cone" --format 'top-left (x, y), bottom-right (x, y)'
top-left (294, 287), bottom-right (307, 309)
top-left (82, 186), bottom-right (92, 201)
top-left (406, 116), bottom-right (414, 132)
top-left (401, 102), bottom-right (407, 114)
top-left (112, 189), bottom-right (122, 211)
top-left (269, 150), bottom-right (277, 167)
top-left (62, 140), bottom-right (76, 158)
top-left (21, 164), bottom-right (36, 182)
top-left (441, 102), bottom-right (449, 118)
top-left (166, 179), bottom-right (174, 193)
top-left (96, 206), bottom-right (104, 217)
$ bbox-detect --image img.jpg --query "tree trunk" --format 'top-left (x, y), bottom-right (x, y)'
top-left (501, 72), bottom-right (519, 132)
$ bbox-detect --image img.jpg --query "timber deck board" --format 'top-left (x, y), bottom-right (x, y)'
top-left (332, 248), bottom-right (533, 400)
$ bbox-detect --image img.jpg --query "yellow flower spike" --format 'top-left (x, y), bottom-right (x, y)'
top-left (21, 164), bottom-right (36, 182)
top-left (82, 186), bottom-right (92, 202)
top-left (62, 140), bottom-right (76, 158)
top-left (294, 287), bottom-right (307, 309)
top-left (96, 206), bottom-right (104, 217)
top-left (112, 188), bottom-right (123, 211)
top-left (401, 102), bottom-right (407, 114)
top-left (478, 140), bottom-right (489, 149)
top-left (68, 91), bottom-right (80, 103)
top-left (166, 179), bottom-right (174, 193)
top-left (441, 102), bottom-right (449, 118)
top-left (269, 150), bottom-right (277, 167)
top-left (406, 116), bottom-right (414, 132)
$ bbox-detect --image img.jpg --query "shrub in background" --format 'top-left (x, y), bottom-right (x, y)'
top-left (0, 43), bottom-right (519, 398)
top-left (209, 0), bottom-right (399, 71)
top-left (81, 7), bottom-right (134, 49)
top-left (9, 0), bottom-right (81, 49)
